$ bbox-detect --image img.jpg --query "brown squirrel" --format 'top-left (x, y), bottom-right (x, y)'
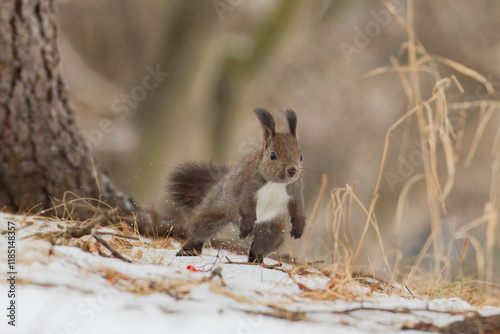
top-left (168, 108), bottom-right (306, 263)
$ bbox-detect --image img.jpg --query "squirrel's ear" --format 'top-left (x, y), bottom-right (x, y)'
top-left (285, 109), bottom-right (297, 137)
top-left (254, 108), bottom-right (275, 149)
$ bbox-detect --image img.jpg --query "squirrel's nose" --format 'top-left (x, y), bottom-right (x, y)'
top-left (287, 167), bottom-right (297, 178)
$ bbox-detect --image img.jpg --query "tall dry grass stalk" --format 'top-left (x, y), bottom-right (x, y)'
top-left (316, 0), bottom-right (500, 297)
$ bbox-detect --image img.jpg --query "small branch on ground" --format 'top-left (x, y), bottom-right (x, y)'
top-left (26, 207), bottom-right (133, 263)
top-left (94, 231), bottom-right (140, 241)
top-left (200, 247), bottom-right (223, 272)
top-left (243, 306), bottom-right (308, 322)
top-left (402, 313), bottom-right (500, 333)
top-left (92, 231), bottom-right (132, 263)
top-left (27, 207), bottom-right (120, 242)
top-left (67, 207), bottom-right (120, 238)
top-left (225, 256), bottom-right (285, 271)
top-left (331, 306), bottom-right (479, 317)
top-left (287, 271), bottom-right (313, 292)
top-left (202, 267), bottom-right (226, 287)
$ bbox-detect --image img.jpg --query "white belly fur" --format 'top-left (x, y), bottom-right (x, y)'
top-left (255, 182), bottom-right (290, 223)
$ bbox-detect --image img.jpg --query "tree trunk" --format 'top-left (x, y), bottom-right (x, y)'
top-left (0, 0), bottom-right (183, 237)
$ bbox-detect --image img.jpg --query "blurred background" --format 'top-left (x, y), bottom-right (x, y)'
top-left (56, 1), bottom-right (500, 280)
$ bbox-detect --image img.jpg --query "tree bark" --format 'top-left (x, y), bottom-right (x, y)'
top-left (0, 0), bottom-right (184, 237)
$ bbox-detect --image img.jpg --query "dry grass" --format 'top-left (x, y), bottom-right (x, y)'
top-left (292, 0), bottom-right (500, 306)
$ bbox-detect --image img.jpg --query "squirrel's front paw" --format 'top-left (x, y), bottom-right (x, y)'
top-left (239, 214), bottom-right (256, 239)
top-left (239, 225), bottom-right (253, 239)
top-left (290, 216), bottom-right (306, 239)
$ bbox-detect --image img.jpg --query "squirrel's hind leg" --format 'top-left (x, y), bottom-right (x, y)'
top-left (176, 239), bottom-right (204, 256)
top-left (177, 209), bottom-right (230, 257)
top-left (248, 214), bottom-right (286, 263)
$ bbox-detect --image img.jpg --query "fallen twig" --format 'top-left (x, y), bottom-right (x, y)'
top-left (242, 306), bottom-right (308, 322)
top-left (331, 305), bottom-right (479, 317)
top-left (94, 231), bottom-right (139, 241)
top-left (402, 313), bottom-right (500, 333)
top-left (25, 207), bottom-right (132, 263)
top-left (92, 232), bottom-right (132, 263)
top-left (225, 256), bottom-right (285, 271)
top-left (26, 207), bottom-right (120, 241)
top-left (287, 271), bottom-right (313, 292)
top-left (201, 267), bottom-right (226, 287)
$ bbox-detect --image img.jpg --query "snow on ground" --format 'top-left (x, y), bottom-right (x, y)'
top-left (0, 212), bottom-right (499, 334)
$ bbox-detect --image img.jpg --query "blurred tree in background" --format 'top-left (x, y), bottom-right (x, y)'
top-left (0, 0), bottom-right (181, 237)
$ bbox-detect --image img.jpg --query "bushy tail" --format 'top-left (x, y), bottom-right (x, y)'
top-left (168, 162), bottom-right (229, 213)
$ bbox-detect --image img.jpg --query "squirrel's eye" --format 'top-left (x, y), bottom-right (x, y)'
top-left (270, 152), bottom-right (277, 160)
top-left (300, 154), bottom-right (303, 161)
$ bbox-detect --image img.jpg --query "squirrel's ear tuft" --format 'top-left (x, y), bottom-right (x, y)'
top-left (254, 108), bottom-right (275, 148)
top-left (285, 109), bottom-right (297, 137)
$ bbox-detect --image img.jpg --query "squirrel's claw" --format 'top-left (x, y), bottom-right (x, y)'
top-left (239, 226), bottom-right (253, 239)
top-left (290, 229), bottom-right (302, 239)
top-left (290, 216), bottom-right (306, 239)
top-left (239, 213), bottom-right (256, 239)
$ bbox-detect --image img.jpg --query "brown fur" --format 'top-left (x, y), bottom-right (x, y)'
top-left (168, 162), bottom-right (229, 216)
top-left (248, 213), bottom-right (287, 263)
top-left (169, 108), bottom-right (306, 261)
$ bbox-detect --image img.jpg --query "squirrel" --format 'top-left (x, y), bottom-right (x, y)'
top-left (168, 108), bottom-right (306, 263)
